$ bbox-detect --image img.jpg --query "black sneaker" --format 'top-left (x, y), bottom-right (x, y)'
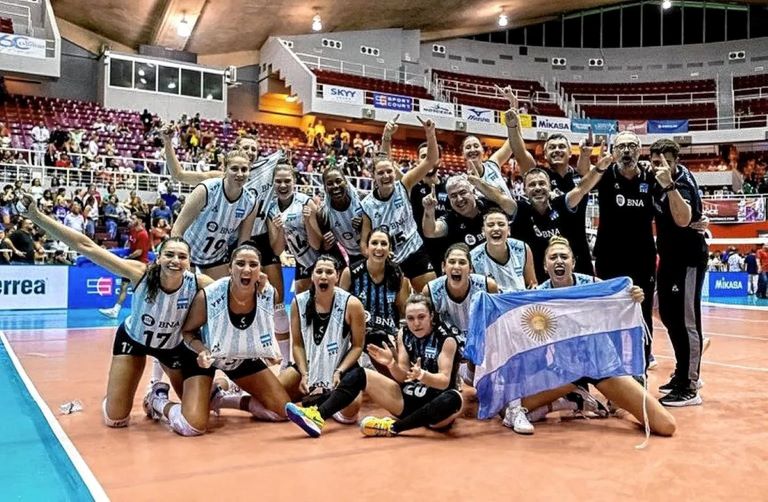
top-left (659, 387), bottom-right (702, 407)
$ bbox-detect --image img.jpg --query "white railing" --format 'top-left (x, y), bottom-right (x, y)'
top-left (0, 1), bottom-right (31, 35)
top-left (262, 38), bottom-right (315, 112)
top-left (733, 85), bottom-right (768, 100)
top-left (436, 78), bottom-right (558, 104)
top-left (687, 114), bottom-right (768, 131)
top-left (296, 52), bottom-right (427, 87)
top-left (570, 90), bottom-right (717, 106)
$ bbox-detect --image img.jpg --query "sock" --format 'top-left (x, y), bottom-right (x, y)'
top-left (391, 389), bottom-right (462, 434)
top-left (317, 367), bottom-right (367, 419)
top-left (278, 338), bottom-right (291, 367)
top-left (150, 358), bottom-right (164, 383)
top-left (526, 405), bottom-right (550, 423)
top-left (247, 396), bottom-right (284, 421)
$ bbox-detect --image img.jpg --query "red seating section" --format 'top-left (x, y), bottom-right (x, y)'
top-left (313, 69), bottom-right (433, 100)
top-left (0, 17), bottom-right (13, 34)
top-left (579, 103), bottom-right (717, 121)
top-left (733, 73), bottom-right (768, 116)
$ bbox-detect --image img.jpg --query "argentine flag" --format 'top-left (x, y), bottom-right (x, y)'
top-left (466, 277), bottom-right (646, 419)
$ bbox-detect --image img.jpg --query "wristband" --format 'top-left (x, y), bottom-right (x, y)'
top-left (661, 182), bottom-right (677, 193)
top-left (595, 166), bottom-right (608, 174)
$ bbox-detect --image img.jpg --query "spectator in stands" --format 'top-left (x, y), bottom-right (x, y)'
top-left (85, 135), bottom-right (99, 162)
top-left (141, 109), bottom-right (153, 134)
top-left (727, 247), bottom-right (744, 272)
top-left (744, 249), bottom-right (759, 296)
top-left (707, 252), bottom-right (722, 272)
top-left (1, 184), bottom-right (15, 226)
top-left (44, 143), bottom-right (58, 167)
top-left (63, 202), bottom-right (86, 234)
top-left (222, 111), bottom-right (232, 135)
top-left (0, 122), bottom-right (11, 151)
top-left (150, 218), bottom-right (170, 250)
top-left (29, 178), bottom-right (44, 201)
top-left (103, 195), bottom-right (120, 241)
top-left (30, 121), bottom-right (49, 166)
top-left (757, 243), bottom-right (768, 298)
top-left (50, 121), bottom-right (70, 149)
top-left (105, 138), bottom-right (117, 157)
top-left (8, 217), bottom-right (40, 264)
top-left (0, 223), bottom-right (13, 264)
top-left (151, 198), bottom-right (173, 225)
top-left (172, 195), bottom-right (185, 221)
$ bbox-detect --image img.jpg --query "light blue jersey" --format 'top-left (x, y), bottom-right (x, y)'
top-left (268, 192), bottom-right (320, 270)
top-left (470, 238), bottom-right (528, 292)
top-left (427, 273), bottom-right (489, 342)
top-left (481, 160), bottom-right (512, 197)
top-left (124, 270), bottom-right (198, 349)
top-left (184, 178), bottom-right (255, 266)
top-left (537, 273), bottom-right (597, 289)
top-left (322, 188), bottom-right (363, 257)
top-left (361, 181), bottom-right (422, 264)
top-left (245, 151), bottom-right (282, 237)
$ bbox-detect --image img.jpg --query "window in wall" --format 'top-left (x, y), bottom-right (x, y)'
top-left (489, 30), bottom-right (506, 44)
top-left (181, 69), bottom-right (201, 98)
top-left (750, 5), bottom-right (768, 39)
top-left (109, 58), bottom-right (132, 88)
top-left (602, 9), bottom-right (621, 48)
top-left (563, 16), bottom-right (581, 47)
top-left (662, 4), bottom-right (682, 46)
top-left (622, 5), bottom-right (641, 47)
top-left (134, 62), bottom-right (157, 91)
top-left (683, 3), bottom-right (704, 45)
top-left (526, 23), bottom-right (543, 46)
top-left (203, 73), bottom-right (223, 101)
top-left (642, 3), bottom-right (661, 46)
top-left (544, 19), bottom-right (562, 47)
top-left (158, 66), bottom-right (180, 95)
top-left (508, 27), bottom-right (525, 45)
top-left (726, 7), bottom-right (748, 41)
top-left (705, 6), bottom-right (725, 43)
top-left (583, 12), bottom-right (600, 48)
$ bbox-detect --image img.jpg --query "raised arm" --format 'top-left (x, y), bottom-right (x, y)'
top-left (302, 199), bottom-right (324, 251)
top-left (380, 114), bottom-right (399, 160)
top-left (267, 208), bottom-right (286, 256)
top-left (170, 184), bottom-right (206, 238)
top-left (238, 206), bottom-right (258, 245)
top-left (401, 117), bottom-right (438, 193)
top-left (409, 335), bottom-right (458, 391)
top-left (422, 185), bottom-right (448, 238)
top-left (565, 146), bottom-right (612, 210)
top-left (163, 125), bottom-right (222, 184)
top-left (467, 173), bottom-right (517, 217)
top-left (20, 194), bottom-right (145, 283)
top-left (575, 129), bottom-right (595, 177)
top-left (503, 109), bottom-right (535, 173)
top-left (655, 157), bottom-right (693, 227)
top-left (359, 213), bottom-right (372, 258)
top-left (523, 244), bottom-right (538, 289)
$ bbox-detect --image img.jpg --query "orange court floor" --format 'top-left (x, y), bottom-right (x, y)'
top-left (3, 305), bottom-right (768, 501)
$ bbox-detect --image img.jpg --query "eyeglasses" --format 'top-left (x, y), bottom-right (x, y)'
top-left (614, 143), bottom-right (639, 152)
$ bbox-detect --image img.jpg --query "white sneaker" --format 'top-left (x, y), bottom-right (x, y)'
top-left (332, 411), bottom-right (358, 425)
top-left (502, 405), bottom-right (534, 435)
top-left (143, 382), bottom-right (170, 420)
top-left (98, 307), bottom-right (118, 319)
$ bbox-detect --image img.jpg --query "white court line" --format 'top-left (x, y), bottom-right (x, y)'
top-left (0, 331), bottom-right (110, 502)
top-left (703, 302), bottom-right (768, 313)
top-left (654, 354), bottom-right (768, 373)
top-left (652, 324), bottom-right (767, 342)
top-left (2, 326), bottom-right (116, 333)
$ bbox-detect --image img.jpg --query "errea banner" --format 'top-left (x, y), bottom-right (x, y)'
top-left (461, 105), bottom-right (494, 123)
top-left (0, 34), bottom-right (47, 59)
top-left (419, 99), bottom-right (455, 117)
top-left (322, 85), bottom-right (364, 105)
top-left (0, 266), bottom-right (68, 309)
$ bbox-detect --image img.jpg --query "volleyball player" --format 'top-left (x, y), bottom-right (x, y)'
top-left (18, 193), bottom-right (211, 429)
top-left (515, 237), bottom-right (677, 437)
top-left (317, 166), bottom-right (364, 265)
top-left (280, 255), bottom-right (366, 425)
top-left (266, 164), bottom-right (323, 294)
top-left (470, 208), bottom-right (537, 292)
top-left (144, 244), bottom-right (291, 436)
top-left (360, 116), bottom-right (438, 292)
top-left (650, 139), bottom-right (708, 407)
top-left (339, 228), bottom-right (411, 365)
top-left (409, 142), bottom-right (449, 271)
top-left (422, 173), bottom-right (517, 250)
top-left (171, 149), bottom-right (257, 279)
top-left (285, 294), bottom-right (463, 438)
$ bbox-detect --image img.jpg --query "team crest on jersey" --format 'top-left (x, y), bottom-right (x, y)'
top-left (141, 314), bottom-right (155, 326)
top-left (177, 297), bottom-right (189, 309)
top-left (616, 194), bottom-right (626, 207)
top-left (260, 333), bottom-right (273, 347)
top-left (639, 183), bottom-right (649, 193)
top-left (207, 221), bottom-right (219, 232)
top-left (235, 208), bottom-right (245, 218)
top-left (465, 234), bottom-right (477, 246)
top-left (327, 341), bottom-right (339, 356)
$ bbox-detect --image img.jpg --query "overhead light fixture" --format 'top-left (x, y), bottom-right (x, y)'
top-left (140, 78), bottom-right (147, 85)
top-left (177, 14), bottom-right (192, 37)
top-left (206, 93), bottom-right (213, 100)
top-left (312, 14), bottom-right (322, 32)
top-left (137, 69), bottom-right (145, 77)
top-left (168, 82), bottom-right (177, 89)
top-left (661, 0), bottom-right (672, 9)
top-left (498, 14), bottom-right (508, 27)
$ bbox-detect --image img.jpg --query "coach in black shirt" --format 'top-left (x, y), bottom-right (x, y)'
top-left (410, 142), bottom-right (449, 271)
top-left (651, 139), bottom-right (708, 408)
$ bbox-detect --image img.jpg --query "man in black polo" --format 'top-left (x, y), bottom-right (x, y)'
top-left (651, 139), bottom-right (708, 408)
top-left (410, 142), bottom-right (449, 271)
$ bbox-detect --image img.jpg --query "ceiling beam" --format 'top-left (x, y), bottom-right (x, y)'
top-left (149, 0), bottom-right (206, 51)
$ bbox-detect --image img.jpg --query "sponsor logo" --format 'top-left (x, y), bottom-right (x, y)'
top-left (463, 107), bottom-right (493, 123)
top-left (207, 221), bottom-right (219, 232)
top-left (372, 93), bottom-right (413, 111)
top-left (323, 85), bottom-right (364, 105)
top-left (0, 279), bottom-right (46, 295)
top-left (714, 279), bottom-right (743, 290)
top-left (533, 116), bottom-right (571, 131)
top-left (86, 277), bottom-right (113, 296)
top-left (420, 99), bottom-right (455, 117)
top-left (141, 314), bottom-right (156, 326)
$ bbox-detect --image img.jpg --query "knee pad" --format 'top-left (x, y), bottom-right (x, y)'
top-left (102, 398), bottom-right (130, 428)
top-left (338, 367), bottom-right (367, 394)
top-left (167, 404), bottom-right (205, 437)
top-left (439, 389), bottom-right (464, 414)
top-left (274, 304), bottom-right (290, 334)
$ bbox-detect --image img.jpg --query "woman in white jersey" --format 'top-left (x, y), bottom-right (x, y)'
top-left (144, 244), bottom-right (291, 436)
top-left (267, 164), bottom-right (323, 294)
top-left (470, 208), bottom-right (537, 292)
top-left (360, 116), bottom-right (438, 293)
top-left (317, 167), bottom-right (364, 265)
top-left (171, 148), bottom-right (257, 279)
top-left (285, 294), bottom-right (463, 438)
top-left (279, 255), bottom-right (366, 425)
top-left (18, 193), bottom-right (211, 429)
top-left (514, 237), bottom-right (677, 437)
top-left (459, 85), bottom-right (518, 197)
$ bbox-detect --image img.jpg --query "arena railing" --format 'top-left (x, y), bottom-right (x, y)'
top-left (296, 52), bottom-right (427, 87)
top-left (436, 78), bottom-right (558, 104)
top-left (570, 90), bottom-right (717, 106)
top-left (733, 85), bottom-right (768, 99)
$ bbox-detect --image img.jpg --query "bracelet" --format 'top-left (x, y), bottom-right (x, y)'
top-left (595, 166), bottom-right (608, 174)
top-left (661, 182), bottom-right (677, 193)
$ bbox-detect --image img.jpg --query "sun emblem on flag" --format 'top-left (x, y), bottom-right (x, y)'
top-left (521, 306), bottom-right (557, 342)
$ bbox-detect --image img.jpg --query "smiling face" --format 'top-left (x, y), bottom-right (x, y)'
top-left (544, 243), bottom-right (575, 287)
top-left (462, 136), bottom-right (483, 162)
top-left (323, 169), bottom-right (348, 203)
top-left (483, 212), bottom-right (510, 244)
top-left (524, 171), bottom-right (551, 205)
top-left (225, 155), bottom-right (250, 188)
top-left (446, 181), bottom-right (477, 217)
top-left (312, 259), bottom-right (339, 292)
top-left (273, 166), bottom-right (295, 201)
top-left (237, 137), bottom-right (259, 162)
top-left (157, 240), bottom-right (191, 278)
top-left (373, 160), bottom-right (396, 191)
top-left (229, 248), bottom-right (261, 289)
top-left (404, 302), bottom-right (434, 339)
top-left (367, 230), bottom-right (391, 264)
top-left (544, 137), bottom-right (570, 167)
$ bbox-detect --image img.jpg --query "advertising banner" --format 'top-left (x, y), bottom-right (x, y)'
top-left (0, 265), bottom-right (69, 309)
top-left (0, 34), bottom-right (47, 59)
top-left (531, 115), bottom-right (572, 132)
top-left (322, 85), bottom-right (364, 105)
top-left (647, 119), bottom-right (689, 134)
top-left (518, 114), bottom-right (533, 128)
top-left (618, 120), bottom-right (648, 134)
top-left (419, 99), bottom-right (455, 117)
top-left (461, 105), bottom-right (494, 123)
top-left (708, 272), bottom-right (749, 297)
top-left (67, 266), bottom-right (133, 309)
top-left (572, 118), bottom-right (617, 135)
top-left (372, 93), bottom-right (413, 112)
top-left (701, 198), bottom-right (766, 223)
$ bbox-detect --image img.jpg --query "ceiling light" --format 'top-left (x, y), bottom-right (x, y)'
top-left (498, 14), bottom-right (508, 27)
top-left (661, 0), bottom-right (672, 9)
top-left (168, 82), bottom-right (176, 89)
top-left (139, 78), bottom-right (147, 85)
top-left (312, 14), bottom-right (322, 32)
top-left (206, 94), bottom-right (213, 100)
top-left (177, 15), bottom-right (192, 37)
top-left (137, 69), bottom-right (145, 77)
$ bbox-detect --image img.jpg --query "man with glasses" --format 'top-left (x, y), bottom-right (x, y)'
top-left (650, 139), bottom-right (708, 407)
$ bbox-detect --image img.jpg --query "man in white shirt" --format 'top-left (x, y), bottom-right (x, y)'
top-left (63, 203), bottom-right (86, 234)
top-left (30, 121), bottom-right (50, 166)
top-left (727, 249), bottom-right (744, 272)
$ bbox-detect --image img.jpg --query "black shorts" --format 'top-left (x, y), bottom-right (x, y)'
top-left (296, 262), bottom-right (312, 280)
top-left (179, 346), bottom-right (268, 380)
top-left (192, 252), bottom-right (231, 271)
top-left (398, 382), bottom-right (444, 418)
top-left (112, 322), bottom-right (185, 370)
top-left (399, 246), bottom-right (434, 280)
top-left (250, 232), bottom-right (281, 266)
top-left (364, 328), bottom-right (396, 354)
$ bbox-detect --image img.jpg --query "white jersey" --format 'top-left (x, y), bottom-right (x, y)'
top-left (427, 274), bottom-right (489, 340)
top-left (361, 181), bottom-right (422, 264)
top-left (296, 287), bottom-right (352, 392)
top-left (470, 238), bottom-right (527, 292)
top-left (268, 192), bottom-right (320, 270)
top-left (184, 178), bottom-right (255, 266)
top-left (481, 160), bottom-right (512, 197)
top-left (537, 273), bottom-right (597, 289)
top-left (201, 277), bottom-right (280, 369)
top-left (124, 270), bottom-right (198, 349)
top-left (245, 151), bottom-right (282, 237)
top-left (323, 188), bottom-right (363, 257)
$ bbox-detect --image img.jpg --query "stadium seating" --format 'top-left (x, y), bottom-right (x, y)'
top-left (313, 69), bottom-right (433, 100)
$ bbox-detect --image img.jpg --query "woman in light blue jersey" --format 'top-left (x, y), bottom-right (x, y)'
top-left (360, 117), bottom-right (439, 293)
top-left (18, 193), bottom-right (212, 430)
top-left (144, 244), bottom-right (291, 436)
top-left (318, 167), bottom-right (364, 265)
